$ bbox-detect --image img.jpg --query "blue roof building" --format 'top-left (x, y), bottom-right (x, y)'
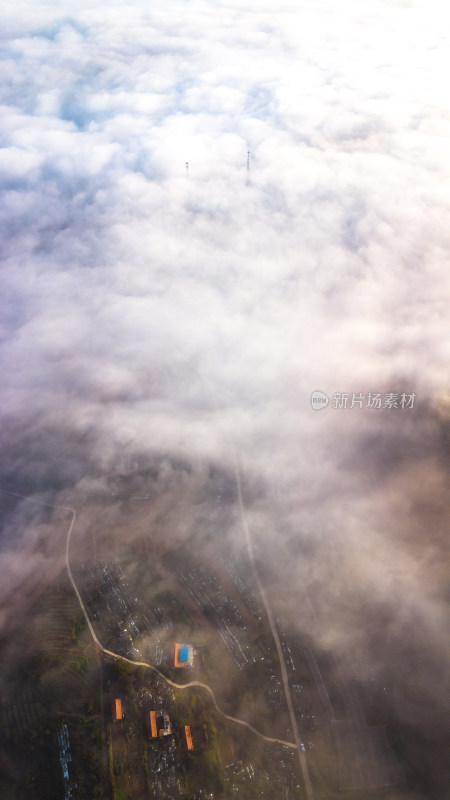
top-left (179, 646), bottom-right (189, 663)
top-left (174, 642), bottom-right (194, 668)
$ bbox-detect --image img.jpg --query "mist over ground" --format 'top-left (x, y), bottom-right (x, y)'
top-left (1, 0), bottom-right (449, 796)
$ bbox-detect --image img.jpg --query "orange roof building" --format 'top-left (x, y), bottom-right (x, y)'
top-left (183, 725), bottom-right (194, 751)
top-left (146, 710), bottom-right (157, 738)
top-left (112, 699), bottom-right (123, 723)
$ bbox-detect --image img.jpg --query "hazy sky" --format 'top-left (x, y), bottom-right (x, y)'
top-left (0, 3), bottom-right (449, 786)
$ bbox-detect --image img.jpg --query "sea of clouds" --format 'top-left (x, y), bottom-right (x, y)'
top-left (0, 1), bottom-right (449, 789)
top-left (1, 0), bottom-right (449, 479)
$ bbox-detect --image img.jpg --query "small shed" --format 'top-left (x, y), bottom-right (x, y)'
top-left (183, 725), bottom-right (194, 751)
top-left (112, 699), bottom-right (123, 723)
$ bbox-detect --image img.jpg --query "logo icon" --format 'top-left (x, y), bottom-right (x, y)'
top-left (311, 390), bottom-right (329, 411)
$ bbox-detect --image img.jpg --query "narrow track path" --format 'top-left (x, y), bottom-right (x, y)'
top-left (233, 455), bottom-right (315, 800)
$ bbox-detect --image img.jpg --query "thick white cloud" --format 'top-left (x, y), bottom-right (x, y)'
top-left (0, 0), bottom-right (448, 474)
top-left (1, 0), bottom-right (448, 536)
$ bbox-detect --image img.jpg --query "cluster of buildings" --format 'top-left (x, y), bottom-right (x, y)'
top-left (112, 642), bottom-right (195, 751)
top-left (114, 701), bottom-right (194, 751)
top-left (144, 710), bottom-right (194, 752)
top-left (146, 710), bottom-right (173, 739)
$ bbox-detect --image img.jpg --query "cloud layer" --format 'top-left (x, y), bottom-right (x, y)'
top-left (1, 0), bottom-right (449, 794)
